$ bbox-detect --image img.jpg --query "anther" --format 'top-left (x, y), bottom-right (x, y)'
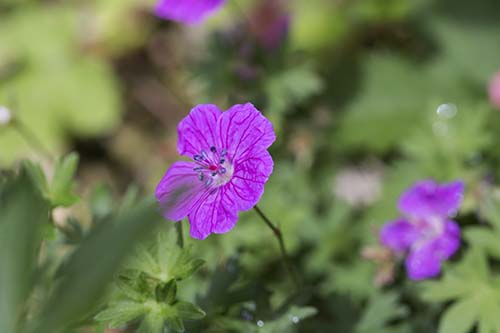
top-left (211, 172), bottom-right (217, 177)
top-left (221, 148), bottom-right (227, 157)
top-left (194, 155), bottom-right (203, 162)
top-left (201, 150), bottom-right (209, 159)
top-left (198, 173), bottom-right (204, 181)
top-left (220, 159), bottom-right (225, 164)
top-left (220, 167), bottom-right (226, 174)
top-left (193, 167), bottom-right (203, 172)
top-left (210, 146), bottom-right (217, 153)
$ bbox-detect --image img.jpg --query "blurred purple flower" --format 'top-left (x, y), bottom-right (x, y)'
top-left (155, 0), bottom-right (225, 25)
top-left (380, 180), bottom-right (464, 280)
top-left (489, 71), bottom-right (500, 109)
top-left (155, 103), bottom-right (276, 239)
top-left (249, 0), bottom-right (290, 49)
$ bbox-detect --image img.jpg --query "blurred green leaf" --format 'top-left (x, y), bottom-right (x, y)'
top-left (49, 153), bottom-right (79, 207)
top-left (94, 301), bottom-right (148, 328)
top-left (33, 199), bottom-right (160, 333)
top-left (0, 7), bottom-right (121, 165)
top-left (356, 292), bottom-right (409, 333)
top-left (0, 167), bottom-right (49, 333)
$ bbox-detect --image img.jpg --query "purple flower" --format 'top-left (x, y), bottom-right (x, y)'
top-left (155, 103), bottom-right (275, 239)
top-left (380, 180), bottom-right (464, 280)
top-left (248, 0), bottom-right (290, 49)
top-left (155, 0), bottom-right (225, 25)
top-left (489, 71), bottom-right (500, 109)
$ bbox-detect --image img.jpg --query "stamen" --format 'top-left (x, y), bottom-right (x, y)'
top-left (220, 167), bottom-right (226, 174)
top-left (221, 148), bottom-right (227, 157)
top-left (220, 158), bottom-right (225, 164)
top-left (211, 172), bottom-right (217, 177)
top-left (201, 150), bottom-right (209, 159)
top-left (193, 167), bottom-right (203, 172)
top-left (194, 155), bottom-right (203, 162)
top-left (198, 173), bottom-right (204, 181)
top-left (205, 178), bottom-right (213, 186)
top-left (210, 146), bottom-right (217, 153)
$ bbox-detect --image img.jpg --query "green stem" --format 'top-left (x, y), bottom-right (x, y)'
top-left (253, 205), bottom-right (300, 288)
top-left (175, 222), bottom-right (184, 249)
top-left (14, 119), bottom-right (54, 161)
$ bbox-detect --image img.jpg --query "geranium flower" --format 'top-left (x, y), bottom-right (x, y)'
top-left (380, 180), bottom-right (464, 280)
top-left (155, 0), bottom-right (225, 25)
top-left (155, 103), bottom-right (276, 239)
top-left (489, 71), bottom-right (500, 109)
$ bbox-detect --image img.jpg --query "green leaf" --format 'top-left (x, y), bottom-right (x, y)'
top-left (0, 168), bottom-right (49, 333)
top-left (49, 153), bottom-right (79, 207)
top-left (165, 316), bottom-right (185, 333)
top-left (94, 301), bottom-right (148, 328)
top-left (116, 270), bottom-right (151, 302)
top-left (156, 280), bottom-right (177, 305)
top-left (356, 292), bottom-right (408, 333)
top-left (138, 311), bottom-right (167, 333)
top-left (33, 199), bottom-right (161, 333)
top-left (90, 183), bottom-right (114, 221)
top-left (175, 301), bottom-right (206, 320)
top-left (438, 298), bottom-right (479, 333)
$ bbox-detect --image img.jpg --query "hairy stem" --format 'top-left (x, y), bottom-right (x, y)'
top-left (253, 205), bottom-right (300, 288)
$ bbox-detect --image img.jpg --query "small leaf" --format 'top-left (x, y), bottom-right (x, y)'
top-left (439, 298), bottom-right (479, 333)
top-left (116, 270), bottom-right (151, 302)
top-left (49, 153), bottom-right (79, 207)
top-left (95, 301), bottom-right (148, 328)
top-left (155, 279), bottom-right (177, 305)
top-left (166, 317), bottom-right (185, 333)
top-left (139, 311), bottom-right (168, 333)
top-left (175, 301), bottom-right (206, 320)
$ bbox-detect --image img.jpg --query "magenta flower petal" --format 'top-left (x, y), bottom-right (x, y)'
top-left (177, 104), bottom-right (221, 159)
top-left (227, 150), bottom-right (274, 211)
top-left (405, 221), bottom-right (460, 280)
top-left (188, 187), bottom-right (238, 239)
top-left (217, 103), bottom-right (276, 163)
top-left (156, 102), bottom-right (276, 239)
top-left (155, 161), bottom-right (213, 221)
top-left (155, 0), bottom-right (225, 25)
top-left (405, 242), bottom-right (442, 280)
top-left (380, 219), bottom-right (420, 252)
top-left (398, 180), bottom-right (464, 219)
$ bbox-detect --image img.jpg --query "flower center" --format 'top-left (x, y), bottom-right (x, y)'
top-left (193, 146), bottom-right (234, 187)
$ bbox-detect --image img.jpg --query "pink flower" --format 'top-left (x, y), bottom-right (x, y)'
top-left (155, 0), bottom-right (225, 25)
top-left (155, 103), bottom-right (276, 239)
top-left (489, 71), bottom-right (500, 109)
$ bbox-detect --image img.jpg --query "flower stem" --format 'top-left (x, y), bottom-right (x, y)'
top-left (175, 222), bottom-right (184, 249)
top-left (253, 205), bottom-right (300, 288)
top-left (13, 119), bottom-right (54, 161)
